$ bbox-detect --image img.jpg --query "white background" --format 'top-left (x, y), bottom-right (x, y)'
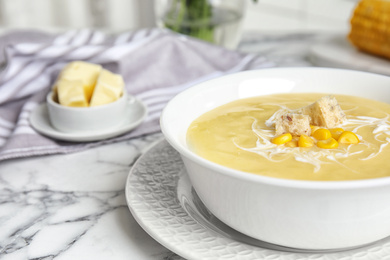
top-left (0, 0), bottom-right (358, 34)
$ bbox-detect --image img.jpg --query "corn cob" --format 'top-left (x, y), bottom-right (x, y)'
top-left (348, 0), bottom-right (390, 60)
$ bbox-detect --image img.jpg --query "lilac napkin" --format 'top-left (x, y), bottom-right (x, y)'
top-left (0, 28), bottom-right (274, 161)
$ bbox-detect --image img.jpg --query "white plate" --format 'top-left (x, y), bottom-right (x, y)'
top-left (126, 139), bottom-right (390, 260)
top-left (309, 35), bottom-right (390, 76)
top-left (29, 96), bottom-right (147, 142)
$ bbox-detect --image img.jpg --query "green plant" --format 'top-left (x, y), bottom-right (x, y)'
top-left (163, 0), bottom-right (257, 43)
top-left (164, 0), bottom-right (214, 42)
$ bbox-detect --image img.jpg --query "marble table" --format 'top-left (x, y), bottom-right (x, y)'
top-left (0, 32), bottom-right (362, 260)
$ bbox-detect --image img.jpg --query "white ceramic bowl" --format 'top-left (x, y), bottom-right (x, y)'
top-left (46, 91), bottom-right (128, 133)
top-left (160, 67), bottom-right (390, 250)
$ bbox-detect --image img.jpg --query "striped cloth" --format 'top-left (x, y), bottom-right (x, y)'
top-left (0, 28), bottom-right (274, 161)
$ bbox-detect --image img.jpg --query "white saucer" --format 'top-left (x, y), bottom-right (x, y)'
top-left (126, 139), bottom-right (390, 260)
top-left (309, 35), bottom-right (390, 76)
top-left (29, 96), bottom-right (147, 142)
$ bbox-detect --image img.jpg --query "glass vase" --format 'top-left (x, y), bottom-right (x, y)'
top-left (154, 0), bottom-right (246, 49)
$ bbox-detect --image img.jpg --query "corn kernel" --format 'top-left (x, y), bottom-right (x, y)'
top-left (349, 0), bottom-right (390, 60)
top-left (329, 128), bottom-right (345, 140)
top-left (310, 125), bottom-right (320, 134)
top-left (317, 138), bottom-right (339, 149)
top-left (338, 131), bottom-right (359, 144)
top-left (285, 140), bottom-right (298, 148)
top-left (272, 133), bottom-right (292, 145)
top-left (298, 134), bottom-right (314, 148)
top-left (312, 128), bottom-right (331, 140)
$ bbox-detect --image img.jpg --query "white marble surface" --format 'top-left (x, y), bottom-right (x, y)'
top-left (0, 133), bottom-right (181, 260)
top-left (1, 32), bottom-right (384, 260)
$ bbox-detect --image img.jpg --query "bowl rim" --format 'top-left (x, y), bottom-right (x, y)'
top-left (46, 90), bottom-right (127, 111)
top-left (161, 67), bottom-right (390, 190)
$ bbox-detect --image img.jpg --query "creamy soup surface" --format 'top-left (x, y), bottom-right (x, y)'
top-left (186, 93), bottom-right (390, 181)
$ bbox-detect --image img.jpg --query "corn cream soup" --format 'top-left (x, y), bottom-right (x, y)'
top-left (186, 93), bottom-right (390, 181)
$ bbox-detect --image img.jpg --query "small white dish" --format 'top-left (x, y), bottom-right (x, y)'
top-left (126, 139), bottom-right (390, 260)
top-left (46, 91), bottom-right (128, 133)
top-left (29, 95), bottom-right (147, 142)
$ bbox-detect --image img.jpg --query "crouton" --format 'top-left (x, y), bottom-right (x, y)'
top-left (299, 95), bottom-right (346, 128)
top-left (274, 112), bottom-right (311, 136)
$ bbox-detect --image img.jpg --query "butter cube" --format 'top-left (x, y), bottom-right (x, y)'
top-left (57, 79), bottom-right (88, 107)
top-left (90, 69), bottom-right (124, 107)
top-left (57, 61), bottom-right (102, 102)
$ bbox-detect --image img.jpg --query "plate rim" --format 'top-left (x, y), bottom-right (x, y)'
top-left (125, 139), bottom-right (390, 260)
